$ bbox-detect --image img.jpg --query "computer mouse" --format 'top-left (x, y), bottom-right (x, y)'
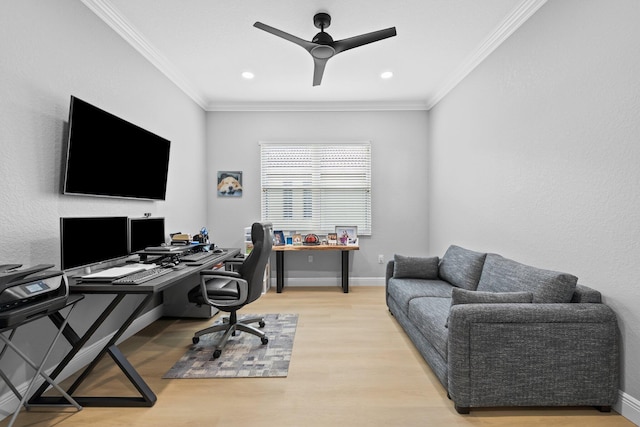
top-left (213, 248), bottom-right (224, 254)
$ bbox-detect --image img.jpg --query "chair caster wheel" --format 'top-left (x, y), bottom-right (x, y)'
top-left (192, 336), bottom-right (200, 344)
top-left (261, 337), bottom-right (269, 345)
top-left (213, 349), bottom-right (222, 359)
top-left (259, 321), bottom-right (265, 328)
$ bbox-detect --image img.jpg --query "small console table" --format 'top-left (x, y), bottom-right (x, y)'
top-left (272, 245), bottom-right (359, 293)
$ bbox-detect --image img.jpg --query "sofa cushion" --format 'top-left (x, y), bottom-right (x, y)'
top-left (407, 296), bottom-right (451, 360)
top-left (477, 254), bottom-right (577, 303)
top-left (393, 254), bottom-right (439, 280)
top-left (438, 245), bottom-right (487, 291)
top-left (451, 287), bottom-right (534, 305)
top-left (445, 288), bottom-right (533, 327)
top-left (387, 278), bottom-right (452, 314)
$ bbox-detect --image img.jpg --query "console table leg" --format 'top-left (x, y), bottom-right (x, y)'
top-left (341, 250), bottom-right (349, 293)
top-left (276, 251), bottom-right (284, 293)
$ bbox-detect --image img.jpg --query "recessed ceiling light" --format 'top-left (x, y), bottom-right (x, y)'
top-left (242, 71), bottom-right (255, 80)
top-left (380, 71), bottom-right (393, 79)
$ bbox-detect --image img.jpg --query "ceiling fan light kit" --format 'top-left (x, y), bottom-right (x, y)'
top-left (254, 12), bottom-right (396, 86)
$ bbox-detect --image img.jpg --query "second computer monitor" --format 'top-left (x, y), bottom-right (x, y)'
top-left (128, 217), bottom-right (166, 253)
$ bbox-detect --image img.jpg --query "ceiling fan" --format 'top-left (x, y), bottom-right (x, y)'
top-left (253, 12), bottom-right (397, 86)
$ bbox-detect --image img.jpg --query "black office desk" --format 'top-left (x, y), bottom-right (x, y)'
top-left (28, 248), bottom-right (240, 408)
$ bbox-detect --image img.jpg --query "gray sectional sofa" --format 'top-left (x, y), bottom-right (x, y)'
top-left (385, 245), bottom-right (619, 414)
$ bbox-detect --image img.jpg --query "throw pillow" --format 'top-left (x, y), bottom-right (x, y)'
top-left (393, 254), bottom-right (439, 280)
top-left (445, 288), bottom-right (533, 328)
top-left (438, 245), bottom-right (487, 291)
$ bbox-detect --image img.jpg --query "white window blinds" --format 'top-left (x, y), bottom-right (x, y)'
top-left (260, 141), bottom-right (372, 235)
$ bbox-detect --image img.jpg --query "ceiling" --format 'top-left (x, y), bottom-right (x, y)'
top-left (82, 0), bottom-right (547, 111)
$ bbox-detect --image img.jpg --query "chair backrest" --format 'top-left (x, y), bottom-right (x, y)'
top-left (239, 222), bottom-right (273, 304)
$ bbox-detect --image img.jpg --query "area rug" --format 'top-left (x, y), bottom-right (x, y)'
top-left (163, 313), bottom-right (298, 379)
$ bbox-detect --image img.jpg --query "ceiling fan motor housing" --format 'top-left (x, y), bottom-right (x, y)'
top-left (313, 12), bottom-right (331, 30)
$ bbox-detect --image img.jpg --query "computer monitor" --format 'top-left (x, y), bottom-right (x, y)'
top-left (128, 217), bottom-right (166, 253)
top-left (60, 216), bottom-right (129, 271)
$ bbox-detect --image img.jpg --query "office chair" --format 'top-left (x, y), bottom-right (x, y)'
top-left (187, 222), bottom-right (273, 359)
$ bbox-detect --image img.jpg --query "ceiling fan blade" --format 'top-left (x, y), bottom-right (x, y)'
top-left (333, 27), bottom-right (397, 54)
top-left (253, 22), bottom-right (316, 52)
top-left (312, 57), bottom-right (328, 86)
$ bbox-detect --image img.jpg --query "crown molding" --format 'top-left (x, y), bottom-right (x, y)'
top-left (82, 0), bottom-right (546, 112)
top-left (425, 0), bottom-right (547, 110)
top-left (80, 0), bottom-right (208, 109)
top-left (206, 100), bottom-right (429, 112)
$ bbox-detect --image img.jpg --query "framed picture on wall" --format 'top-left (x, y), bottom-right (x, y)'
top-left (217, 171), bottom-right (243, 197)
top-left (335, 226), bottom-right (358, 245)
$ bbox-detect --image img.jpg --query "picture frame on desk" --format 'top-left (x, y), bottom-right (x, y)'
top-left (327, 233), bottom-right (337, 245)
top-left (335, 226), bottom-right (358, 246)
top-left (273, 230), bottom-right (285, 246)
top-left (292, 234), bottom-right (303, 246)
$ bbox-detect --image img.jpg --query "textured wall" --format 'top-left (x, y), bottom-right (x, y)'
top-left (0, 0), bottom-right (207, 394)
top-left (206, 110), bottom-right (430, 282)
top-left (428, 0), bottom-right (640, 418)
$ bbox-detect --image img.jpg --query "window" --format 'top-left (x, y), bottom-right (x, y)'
top-left (260, 141), bottom-right (372, 235)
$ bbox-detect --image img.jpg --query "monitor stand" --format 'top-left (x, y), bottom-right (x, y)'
top-left (132, 254), bottom-right (163, 264)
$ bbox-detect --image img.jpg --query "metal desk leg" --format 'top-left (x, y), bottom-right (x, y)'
top-left (276, 251), bottom-right (284, 293)
top-left (341, 250), bottom-right (350, 293)
top-left (29, 293), bottom-right (157, 408)
top-left (1, 302), bottom-right (82, 427)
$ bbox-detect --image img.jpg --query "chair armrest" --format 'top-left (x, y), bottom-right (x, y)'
top-left (201, 269), bottom-right (241, 279)
top-left (198, 272), bottom-right (248, 307)
top-left (447, 303), bottom-right (620, 408)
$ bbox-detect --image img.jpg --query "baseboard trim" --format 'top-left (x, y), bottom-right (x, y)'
top-left (615, 390), bottom-right (640, 426)
top-left (269, 276), bottom-right (385, 288)
top-left (0, 304), bottom-right (163, 420)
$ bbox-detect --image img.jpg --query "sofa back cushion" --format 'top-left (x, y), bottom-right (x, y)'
top-left (477, 254), bottom-right (577, 303)
top-left (393, 255), bottom-right (439, 279)
top-left (438, 245), bottom-right (487, 291)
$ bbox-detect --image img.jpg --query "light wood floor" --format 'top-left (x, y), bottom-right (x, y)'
top-left (2, 286), bottom-right (634, 427)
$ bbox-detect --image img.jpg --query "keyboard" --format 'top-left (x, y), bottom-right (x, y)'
top-left (112, 267), bottom-right (173, 285)
top-left (180, 251), bottom-right (215, 262)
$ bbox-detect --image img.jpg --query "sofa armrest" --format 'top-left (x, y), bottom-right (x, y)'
top-left (385, 260), bottom-right (395, 284)
top-left (385, 260), bottom-right (396, 306)
top-left (448, 303), bottom-right (619, 409)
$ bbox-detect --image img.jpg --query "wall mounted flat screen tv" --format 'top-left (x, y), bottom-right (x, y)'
top-left (128, 217), bottom-right (166, 253)
top-left (60, 216), bottom-right (129, 271)
top-left (63, 96), bottom-right (171, 201)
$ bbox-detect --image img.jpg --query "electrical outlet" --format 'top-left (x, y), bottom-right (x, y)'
top-left (378, 254), bottom-right (384, 264)
top-left (308, 255), bottom-right (313, 263)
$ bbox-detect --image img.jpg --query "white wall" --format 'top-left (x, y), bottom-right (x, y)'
top-left (206, 111), bottom-right (429, 283)
top-left (428, 0), bottom-right (640, 422)
top-left (0, 0), bottom-right (207, 399)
